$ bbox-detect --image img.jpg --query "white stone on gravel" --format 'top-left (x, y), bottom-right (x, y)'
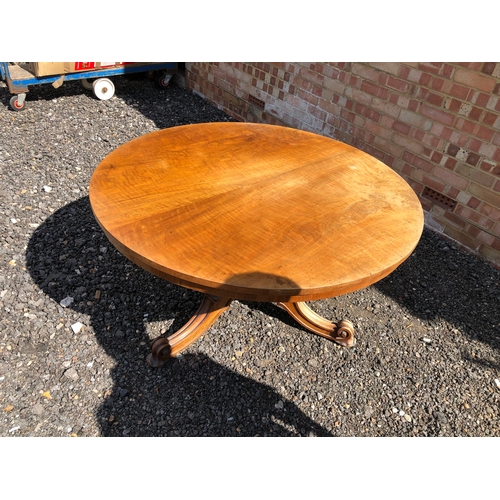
top-left (71, 322), bottom-right (83, 333)
top-left (60, 296), bottom-right (74, 307)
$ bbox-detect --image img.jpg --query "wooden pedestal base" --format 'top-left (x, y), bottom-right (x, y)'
top-left (146, 294), bottom-right (355, 367)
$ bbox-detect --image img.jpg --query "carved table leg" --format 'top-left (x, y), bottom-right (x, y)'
top-left (147, 294), bottom-right (233, 367)
top-left (276, 301), bottom-right (355, 347)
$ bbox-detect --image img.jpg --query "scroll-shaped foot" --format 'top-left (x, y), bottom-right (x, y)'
top-left (147, 294), bottom-right (233, 367)
top-left (276, 301), bottom-right (355, 347)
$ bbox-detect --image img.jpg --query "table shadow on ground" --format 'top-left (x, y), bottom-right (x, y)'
top-left (25, 197), bottom-right (331, 436)
top-left (372, 229), bottom-right (500, 364)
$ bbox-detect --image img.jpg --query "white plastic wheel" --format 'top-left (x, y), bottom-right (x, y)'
top-left (92, 78), bottom-right (115, 100)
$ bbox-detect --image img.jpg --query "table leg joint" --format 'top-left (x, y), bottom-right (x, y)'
top-left (146, 294), bottom-right (232, 367)
top-left (276, 301), bottom-right (356, 347)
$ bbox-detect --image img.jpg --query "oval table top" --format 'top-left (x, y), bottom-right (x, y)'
top-left (89, 122), bottom-right (424, 302)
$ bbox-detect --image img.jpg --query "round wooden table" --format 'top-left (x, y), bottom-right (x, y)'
top-left (89, 122), bottom-right (424, 367)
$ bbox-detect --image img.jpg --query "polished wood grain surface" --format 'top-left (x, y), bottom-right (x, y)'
top-left (89, 122), bottom-right (424, 302)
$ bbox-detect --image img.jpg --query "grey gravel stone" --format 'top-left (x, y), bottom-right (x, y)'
top-left (63, 368), bottom-right (79, 381)
top-left (0, 75), bottom-right (499, 437)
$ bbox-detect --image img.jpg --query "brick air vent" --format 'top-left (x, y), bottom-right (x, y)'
top-left (249, 94), bottom-right (265, 109)
top-left (422, 186), bottom-right (457, 211)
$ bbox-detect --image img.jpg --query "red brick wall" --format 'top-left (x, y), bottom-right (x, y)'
top-left (185, 62), bottom-right (500, 267)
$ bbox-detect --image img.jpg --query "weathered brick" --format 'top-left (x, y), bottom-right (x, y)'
top-left (427, 92), bottom-right (445, 107)
top-left (433, 165), bottom-right (469, 190)
top-left (397, 65), bottom-right (411, 79)
top-left (458, 63), bottom-right (483, 70)
top-left (370, 97), bottom-right (401, 118)
top-left (378, 115), bottom-right (394, 128)
top-left (411, 129), bottom-right (424, 142)
top-left (431, 78), bottom-right (444, 92)
top-left (480, 160), bottom-right (496, 173)
top-left (447, 144), bottom-right (460, 157)
top-left (369, 62), bottom-right (400, 75)
top-left (340, 109), bottom-right (356, 123)
top-left (483, 112), bottom-right (500, 128)
top-left (361, 81), bottom-right (389, 99)
top-left (474, 125), bottom-right (494, 142)
top-left (466, 152), bottom-right (481, 166)
top-left (351, 63), bottom-right (382, 82)
top-left (467, 196), bottom-right (482, 209)
top-left (449, 84), bottom-right (471, 100)
top-left (297, 87), bottom-right (319, 106)
top-left (486, 96), bottom-right (499, 112)
top-left (449, 130), bottom-right (469, 147)
top-left (318, 98), bottom-right (340, 116)
top-left (445, 186), bottom-right (460, 199)
top-left (478, 244), bottom-right (500, 266)
top-left (344, 87), bottom-right (373, 106)
top-left (418, 63), bottom-right (444, 75)
top-left (455, 117), bottom-right (477, 135)
top-left (399, 109), bottom-right (433, 131)
top-left (354, 102), bottom-right (381, 122)
top-left (411, 155), bottom-right (434, 173)
top-left (455, 68), bottom-right (496, 92)
top-left (406, 68), bottom-right (425, 84)
top-left (323, 77), bottom-right (346, 95)
top-left (456, 163), bottom-right (495, 187)
top-left (480, 142), bottom-right (498, 160)
top-left (385, 75), bottom-right (410, 92)
top-left (418, 73), bottom-right (433, 87)
top-left (307, 103), bottom-right (327, 122)
top-left (371, 136), bottom-right (404, 158)
top-left (431, 151), bottom-right (444, 163)
top-left (467, 106), bottom-right (482, 121)
top-left (420, 172), bottom-right (446, 192)
top-left (391, 120), bottom-right (411, 135)
top-left (469, 183), bottom-right (500, 208)
top-left (392, 133), bottom-right (424, 155)
top-left (491, 238), bottom-right (500, 254)
top-left (429, 123), bottom-right (449, 141)
top-left (444, 211), bottom-right (467, 229)
top-left (478, 228), bottom-right (497, 246)
top-left (422, 133), bottom-right (442, 149)
top-left (443, 225), bottom-right (481, 251)
top-left (420, 104), bottom-right (455, 126)
top-left (455, 205), bottom-right (495, 229)
top-left (409, 100), bottom-right (420, 112)
top-left (470, 92), bottom-right (491, 107)
top-left (364, 120), bottom-right (392, 139)
top-left (483, 62), bottom-right (497, 75)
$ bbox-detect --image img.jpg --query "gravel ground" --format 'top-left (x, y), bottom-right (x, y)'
top-left (1, 74), bottom-right (499, 438)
